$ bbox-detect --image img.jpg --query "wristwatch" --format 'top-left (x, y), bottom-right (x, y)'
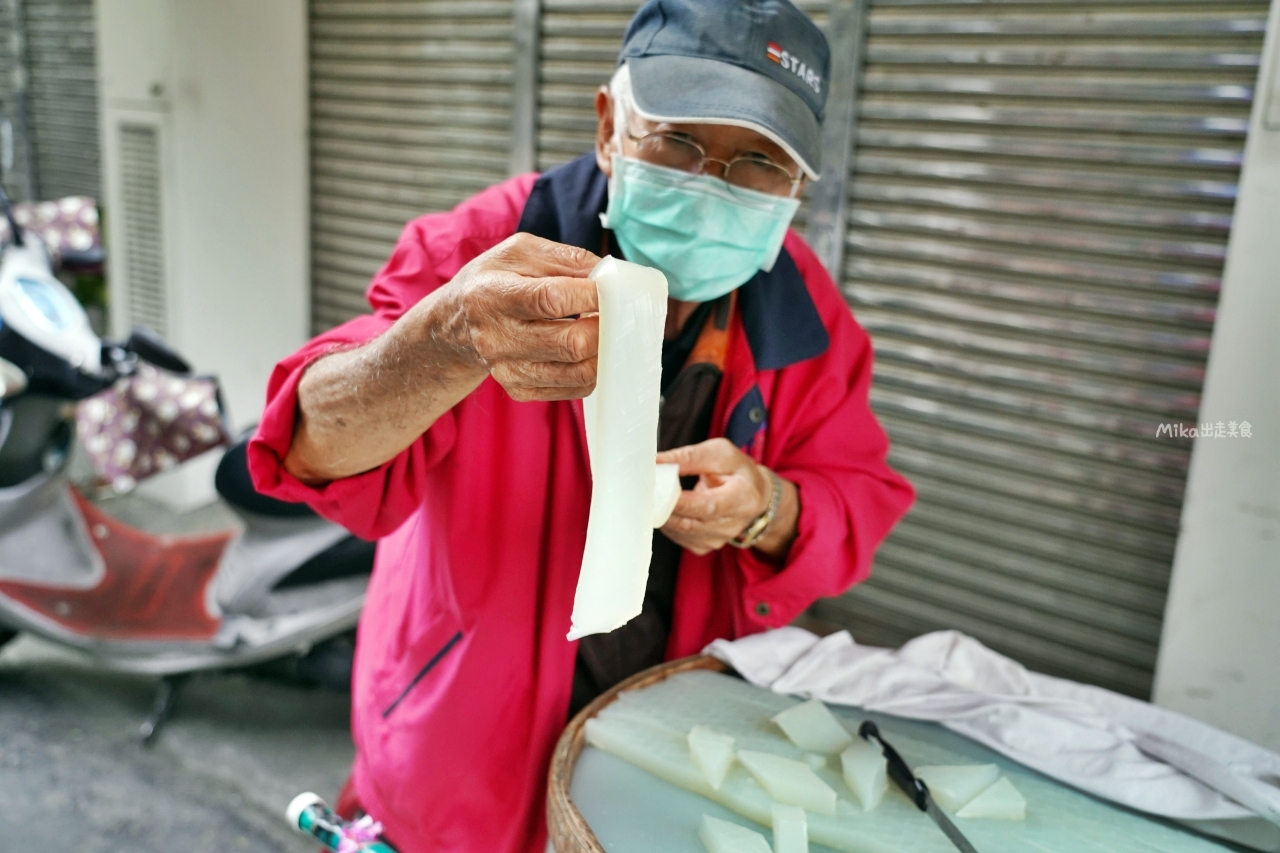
top-left (731, 467), bottom-right (782, 549)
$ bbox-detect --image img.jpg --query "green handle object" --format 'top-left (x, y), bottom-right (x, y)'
top-left (287, 792), bottom-right (398, 853)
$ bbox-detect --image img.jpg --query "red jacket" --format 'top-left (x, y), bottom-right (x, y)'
top-left (249, 156), bottom-right (914, 853)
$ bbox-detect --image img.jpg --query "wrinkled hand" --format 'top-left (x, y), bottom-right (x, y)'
top-left (428, 232), bottom-right (602, 402)
top-left (656, 438), bottom-right (774, 556)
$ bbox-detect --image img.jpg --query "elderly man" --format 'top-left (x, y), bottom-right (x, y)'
top-left (249, 0), bottom-right (913, 850)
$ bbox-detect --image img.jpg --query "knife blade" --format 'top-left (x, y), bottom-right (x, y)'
top-left (925, 798), bottom-right (981, 853)
top-left (860, 721), bottom-right (981, 853)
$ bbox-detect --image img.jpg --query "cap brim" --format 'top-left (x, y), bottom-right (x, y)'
top-left (627, 54), bottom-right (822, 179)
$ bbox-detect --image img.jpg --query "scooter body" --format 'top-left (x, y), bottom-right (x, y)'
top-left (0, 466), bottom-right (367, 676)
top-left (0, 196), bottom-right (370, 693)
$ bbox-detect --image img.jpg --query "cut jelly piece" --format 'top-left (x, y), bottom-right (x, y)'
top-left (772, 699), bottom-right (854, 755)
top-left (804, 753), bottom-right (828, 771)
top-left (772, 803), bottom-right (809, 853)
top-left (915, 764), bottom-right (1001, 812)
top-left (956, 776), bottom-right (1026, 821)
top-left (840, 739), bottom-right (888, 811)
top-left (568, 256), bottom-right (668, 640)
top-left (699, 814), bottom-right (773, 853)
top-left (688, 725), bottom-right (736, 790)
top-left (653, 462), bottom-right (681, 527)
top-left (737, 750), bottom-right (838, 816)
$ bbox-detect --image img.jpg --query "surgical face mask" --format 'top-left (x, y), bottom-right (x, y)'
top-left (601, 154), bottom-right (801, 303)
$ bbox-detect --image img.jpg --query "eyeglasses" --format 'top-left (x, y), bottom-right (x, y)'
top-left (624, 127), bottom-right (805, 199)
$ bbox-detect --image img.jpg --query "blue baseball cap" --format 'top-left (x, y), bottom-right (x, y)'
top-left (619, 0), bottom-right (830, 179)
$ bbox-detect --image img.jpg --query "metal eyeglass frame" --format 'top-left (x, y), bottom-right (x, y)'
top-left (624, 127), bottom-right (806, 199)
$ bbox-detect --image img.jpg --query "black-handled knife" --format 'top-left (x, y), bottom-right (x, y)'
top-left (860, 721), bottom-right (981, 853)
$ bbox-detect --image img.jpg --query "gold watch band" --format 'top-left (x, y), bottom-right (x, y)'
top-left (731, 467), bottom-right (782, 549)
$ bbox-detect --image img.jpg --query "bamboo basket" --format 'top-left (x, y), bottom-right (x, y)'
top-left (546, 654), bottom-right (731, 853)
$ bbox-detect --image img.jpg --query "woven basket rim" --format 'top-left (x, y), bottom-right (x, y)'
top-left (545, 654), bottom-right (731, 853)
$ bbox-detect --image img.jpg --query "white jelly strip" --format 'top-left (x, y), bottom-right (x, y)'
top-left (568, 256), bottom-right (668, 641)
top-left (653, 462), bottom-right (681, 528)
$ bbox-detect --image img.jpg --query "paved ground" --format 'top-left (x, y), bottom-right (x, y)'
top-left (0, 635), bottom-right (355, 852)
top-left (0, 489), bottom-right (356, 852)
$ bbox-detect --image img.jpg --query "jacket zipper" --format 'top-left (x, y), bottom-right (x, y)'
top-left (381, 630), bottom-right (463, 718)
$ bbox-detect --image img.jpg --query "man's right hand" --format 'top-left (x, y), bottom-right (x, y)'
top-left (285, 233), bottom-right (601, 484)
top-left (425, 232), bottom-right (601, 401)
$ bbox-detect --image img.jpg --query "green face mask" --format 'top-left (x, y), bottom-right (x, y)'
top-left (602, 155), bottom-right (801, 303)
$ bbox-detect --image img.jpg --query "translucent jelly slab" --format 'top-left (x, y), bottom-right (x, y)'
top-left (579, 670), bottom-right (1234, 853)
top-left (700, 814), bottom-right (773, 853)
top-left (772, 803), bottom-right (809, 853)
top-left (914, 765), bottom-right (1001, 812)
top-left (568, 257), bottom-right (667, 640)
top-left (737, 750), bottom-right (838, 815)
top-left (689, 725), bottom-right (736, 790)
top-left (653, 462), bottom-right (681, 528)
top-left (957, 777), bottom-right (1027, 821)
top-left (839, 740), bottom-right (888, 812)
top-left (772, 698), bottom-right (854, 755)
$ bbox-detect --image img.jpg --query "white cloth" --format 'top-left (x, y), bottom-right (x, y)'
top-left (705, 628), bottom-right (1280, 825)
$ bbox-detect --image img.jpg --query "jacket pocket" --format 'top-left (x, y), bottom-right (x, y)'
top-left (381, 628), bottom-right (463, 719)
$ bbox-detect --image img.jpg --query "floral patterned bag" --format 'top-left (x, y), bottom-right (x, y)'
top-left (77, 362), bottom-right (230, 493)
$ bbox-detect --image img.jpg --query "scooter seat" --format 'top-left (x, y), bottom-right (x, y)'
top-left (215, 437), bottom-right (317, 519)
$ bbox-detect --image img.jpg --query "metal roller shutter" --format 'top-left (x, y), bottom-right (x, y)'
top-left (537, 0), bottom-right (636, 173)
top-left (0, 0), bottom-right (36, 201)
top-left (22, 0), bottom-right (98, 200)
top-left (306, 0), bottom-right (1266, 699)
top-left (811, 0), bottom-right (1269, 697)
top-left (309, 0), bottom-right (516, 333)
top-left (537, 0), bottom-right (831, 228)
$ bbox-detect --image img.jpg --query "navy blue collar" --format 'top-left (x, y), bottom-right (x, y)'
top-left (516, 155), bottom-right (829, 371)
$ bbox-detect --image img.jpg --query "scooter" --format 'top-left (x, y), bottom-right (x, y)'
top-left (0, 185), bottom-right (372, 742)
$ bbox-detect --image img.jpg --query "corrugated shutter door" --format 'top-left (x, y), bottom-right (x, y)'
top-left (0, 0), bottom-right (36, 201)
top-left (22, 0), bottom-right (99, 199)
top-left (537, 0), bottom-right (830, 230)
top-left (309, 0), bottom-right (515, 333)
top-left (537, 0), bottom-right (636, 173)
top-left (812, 0), bottom-right (1269, 697)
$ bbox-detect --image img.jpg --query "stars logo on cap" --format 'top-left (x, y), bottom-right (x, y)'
top-left (765, 41), bottom-right (821, 94)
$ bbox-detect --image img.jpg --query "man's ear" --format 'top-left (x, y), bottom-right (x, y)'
top-left (595, 86), bottom-right (616, 176)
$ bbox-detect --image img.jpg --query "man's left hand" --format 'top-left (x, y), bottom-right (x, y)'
top-left (657, 438), bottom-right (800, 558)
